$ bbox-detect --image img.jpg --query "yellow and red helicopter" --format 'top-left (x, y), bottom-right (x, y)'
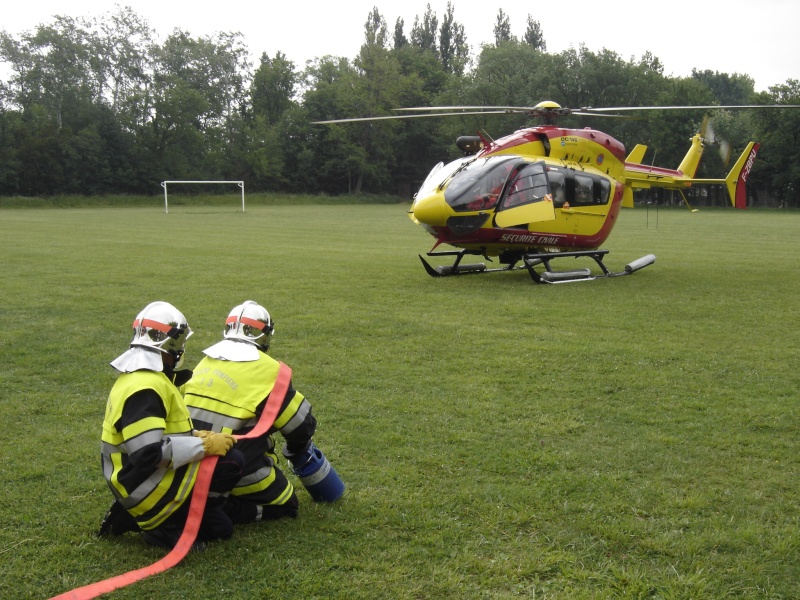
top-left (315, 101), bottom-right (782, 283)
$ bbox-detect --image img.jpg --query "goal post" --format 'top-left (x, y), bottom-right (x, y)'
top-left (160, 180), bottom-right (245, 214)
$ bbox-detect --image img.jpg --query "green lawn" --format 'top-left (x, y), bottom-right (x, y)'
top-left (0, 203), bottom-right (798, 599)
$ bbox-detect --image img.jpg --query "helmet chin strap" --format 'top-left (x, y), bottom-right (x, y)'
top-left (253, 333), bottom-right (270, 353)
top-left (161, 349), bottom-right (179, 370)
top-left (170, 348), bottom-right (185, 368)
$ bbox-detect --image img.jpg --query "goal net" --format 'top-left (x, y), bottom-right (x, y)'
top-left (160, 180), bottom-right (245, 213)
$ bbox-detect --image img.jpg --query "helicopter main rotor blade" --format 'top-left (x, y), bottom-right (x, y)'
top-left (570, 111), bottom-right (637, 119)
top-left (393, 106), bottom-right (541, 112)
top-left (312, 102), bottom-right (800, 125)
top-left (312, 110), bottom-right (521, 124)
top-left (579, 104), bottom-right (800, 112)
top-left (395, 103), bottom-right (800, 113)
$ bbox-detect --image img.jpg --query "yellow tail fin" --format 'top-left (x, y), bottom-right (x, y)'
top-left (725, 142), bottom-right (759, 209)
top-left (677, 134), bottom-right (705, 177)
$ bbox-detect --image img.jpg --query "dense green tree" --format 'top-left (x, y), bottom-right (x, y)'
top-left (238, 114), bottom-right (286, 189)
top-left (691, 69), bottom-right (755, 105)
top-left (87, 6), bottom-right (154, 123)
top-left (1, 16), bottom-right (95, 130)
top-left (493, 9), bottom-right (513, 46)
top-left (250, 52), bottom-right (297, 125)
top-left (0, 4), bottom-right (796, 200)
top-left (642, 76), bottom-right (718, 172)
top-left (6, 105), bottom-right (64, 194)
top-left (393, 18), bottom-right (409, 50)
top-left (0, 108), bottom-right (22, 193)
top-left (410, 4), bottom-right (438, 54)
top-left (240, 52), bottom-right (298, 190)
top-left (627, 52), bottom-right (666, 106)
top-left (364, 7), bottom-right (389, 48)
top-left (607, 51), bottom-right (667, 151)
top-left (301, 56), bottom-right (370, 193)
top-left (468, 40), bottom-right (548, 109)
top-left (147, 30), bottom-right (250, 179)
top-left (0, 13), bottom-right (147, 194)
top-left (750, 80), bottom-right (800, 207)
top-left (351, 13), bottom-right (405, 192)
top-left (523, 16), bottom-right (546, 51)
top-left (389, 43), bottom-right (453, 191)
top-left (438, 2), bottom-right (469, 76)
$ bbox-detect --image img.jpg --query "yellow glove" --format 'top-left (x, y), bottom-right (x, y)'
top-left (193, 430), bottom-right (214, 440)
top-left (199, 432), bottom-right (236, 457)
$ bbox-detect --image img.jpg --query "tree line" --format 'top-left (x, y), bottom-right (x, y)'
top-left (1, 4), bottom-right (798, 206)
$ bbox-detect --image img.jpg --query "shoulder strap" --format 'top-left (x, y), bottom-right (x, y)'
top-left (236, 361), bottom-right (292, 440)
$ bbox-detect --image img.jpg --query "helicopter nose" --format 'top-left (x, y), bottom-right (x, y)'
top-left (412, 193), bottom-right (449, 226)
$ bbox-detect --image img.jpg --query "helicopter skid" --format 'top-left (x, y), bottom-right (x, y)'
top-left (419, 249), bottom-right (655, 284)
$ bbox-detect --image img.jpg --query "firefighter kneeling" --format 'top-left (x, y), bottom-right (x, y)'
top-left (99, 301), bottom-right (244, 549)
top-left (184, 300), bottom-right (343, 525)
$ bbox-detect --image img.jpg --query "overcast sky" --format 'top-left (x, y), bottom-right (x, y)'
top-left (2, 0), bottom-right (798, 94)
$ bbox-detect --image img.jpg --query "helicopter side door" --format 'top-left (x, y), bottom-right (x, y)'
top-left (494, 162), bottom-right (556, 228)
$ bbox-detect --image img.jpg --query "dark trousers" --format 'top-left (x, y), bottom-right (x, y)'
top-left (142, 449), bottom-right (245, 549)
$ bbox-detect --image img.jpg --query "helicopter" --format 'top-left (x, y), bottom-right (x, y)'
top-left (314, 101), bottom-right (786, 284)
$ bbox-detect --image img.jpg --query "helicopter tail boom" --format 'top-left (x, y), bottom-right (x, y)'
top-left (624, 136), bottom-right (761, 209)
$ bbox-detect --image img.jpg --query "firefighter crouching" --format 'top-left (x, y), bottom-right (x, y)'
top-left (184, 300), bottom-right (343, 525)
top-left (99, 301), bottom-right (244, 549)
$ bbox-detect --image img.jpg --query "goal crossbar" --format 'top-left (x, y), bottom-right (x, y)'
top-left (160, 180), bottom-right (245, 213)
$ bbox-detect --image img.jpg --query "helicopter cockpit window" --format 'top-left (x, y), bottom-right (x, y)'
top-left (574, 174), bottom-right (594, 205)
top-left (548, 169), bottom-right (567, 207)
top-left (499, 162), bottom-right (550, 210)
top-left (444, 156), bottom-right (522, 212)
top-left (572, 173), bottom-right (611, 206)
top-left (598, 178), bottom-right (611, 204)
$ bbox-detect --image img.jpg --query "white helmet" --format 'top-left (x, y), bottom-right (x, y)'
top-left (223, 300), bottom-right (274, 352)
top-left (130, 301), bottom-right (193, 368)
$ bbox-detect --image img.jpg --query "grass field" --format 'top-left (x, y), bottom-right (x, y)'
top-left (0, 201), bottom-right (798, 599)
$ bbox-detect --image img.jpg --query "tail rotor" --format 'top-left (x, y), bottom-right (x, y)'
top-left (701, 116), bottom-right (732, 167)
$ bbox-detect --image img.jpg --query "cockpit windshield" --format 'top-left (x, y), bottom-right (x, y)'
top-left (444, 156), bottom-right (613, 213)
top-left (443, 156), bottom-right (523, 212)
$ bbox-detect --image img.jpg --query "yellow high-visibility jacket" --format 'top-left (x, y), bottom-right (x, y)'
top-left (101, 369), bottom-right (198, 530)
top-left (184, 352), bottom-right (315, 504)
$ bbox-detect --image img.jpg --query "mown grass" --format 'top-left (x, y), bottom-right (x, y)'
top-left (0, 202), bottom-right (798, 599)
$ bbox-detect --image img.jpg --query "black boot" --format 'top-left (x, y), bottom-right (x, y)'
top-left (223, 494), bottom-right (299, 524)
top-left (98, 500), bottom-right (140, 537)
top-left (141, 521), bottom-right (209, 551)
top-left (198, 497), bottom-right (234, 541)
top-left (222, 496), bottom-right (259, 524)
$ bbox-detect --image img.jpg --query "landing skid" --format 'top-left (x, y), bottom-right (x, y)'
top-left (419, 249), bottom-right (656, 284)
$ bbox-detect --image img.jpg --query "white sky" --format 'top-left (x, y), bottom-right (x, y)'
top-left (2, 0), bottom-right (798, 93)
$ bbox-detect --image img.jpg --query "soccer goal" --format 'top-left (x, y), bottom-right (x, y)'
top-left (160, 180), bottom-right (245, 214)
